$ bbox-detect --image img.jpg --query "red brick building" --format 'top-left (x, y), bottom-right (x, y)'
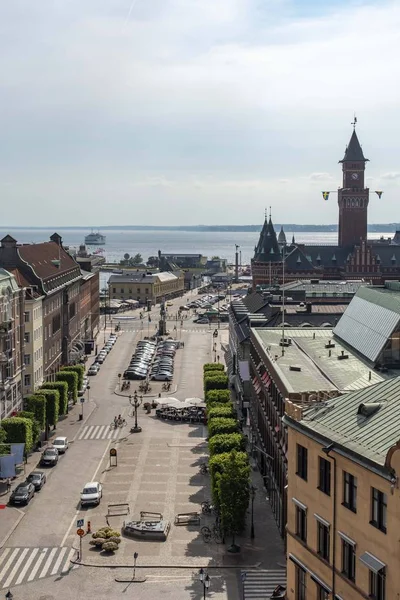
top-left (252, 127), bottom-right (400, 287)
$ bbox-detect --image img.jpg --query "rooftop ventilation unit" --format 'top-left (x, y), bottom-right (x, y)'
top-left (279, 338), bottom-right (292, 347)
top-left (337, 350), bottom-right (349, 360)
top-left (325, 341), bottom-right (336, 349)
top-left (357, 402), bottom-right (382, 417)
top-left (289, 365), bottom-right (301, 372)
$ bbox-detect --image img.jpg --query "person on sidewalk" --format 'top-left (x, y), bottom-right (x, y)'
top-left (6, 478), bottom-right (12, 494)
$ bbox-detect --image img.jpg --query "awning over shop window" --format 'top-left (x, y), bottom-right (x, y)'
top-left (238, 361), bottom-right (250, 382)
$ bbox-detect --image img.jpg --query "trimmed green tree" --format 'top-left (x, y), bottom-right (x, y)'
top-left (41, 381), bottom-right (68, 415)
top-left (56, 370), bottom-right (78, 402)
top-left (205, 389), bottom-right (231, 404)
top-left (203, 363), bottom-right (225, 373)
top-left (0, 425), bottom-right (8, 454)
top-left (208, 403), bottom-right (236, 420)
top-left (218, 451), bottom-right (250, 548)
top-left (203, 374), bottom-right (229, 393)
top-left (17, 411), bottom-right (41, 446)
top-left (61, 365), bottom-right (84, 390)
top-left (1, 417), bottom-right (34, 453)
top-left (209, 451), bottom-right (249, 507)
top-left (208, 417), bottom-right (238, 438)
top-left (25, 394), bottom-right (46, 431)
top-left (39, 389), bottom-right (60, 428)
top-left (208, 433), bottom-right (247, 456)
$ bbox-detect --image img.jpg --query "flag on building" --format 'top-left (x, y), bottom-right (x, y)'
top-left (375, 191), bottom-right (383, 198)
top-left (322, 191), bottom-right (330, 201)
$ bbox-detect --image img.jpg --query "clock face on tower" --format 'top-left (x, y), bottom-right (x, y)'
top-left (351, 173), bottom-right (359, 180)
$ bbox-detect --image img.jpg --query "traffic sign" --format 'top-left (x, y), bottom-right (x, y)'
top-left (80, 397), bottom-right (85, 403)
top-left (77, 528), bottom-right (85, 537)
top-left (77, 519), bottom-right (84, 528)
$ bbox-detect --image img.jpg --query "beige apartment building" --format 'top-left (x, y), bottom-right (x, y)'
top-left (108, 271), bottom-right (185, 306)
top-left (23, 290), bottom-right (44, 394)
top-left (284, 376), bottom-right (400, 600)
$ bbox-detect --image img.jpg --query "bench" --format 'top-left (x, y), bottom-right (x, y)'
top-left (107, 503), bottom-right (130, 516)
top-left (174, 512), bottom-right (200, 526)
top-left (140, 511), bottom-right (163, 522)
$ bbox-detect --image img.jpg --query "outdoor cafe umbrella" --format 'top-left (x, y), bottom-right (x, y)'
top-left (184, 397), bottom-right (204, 406)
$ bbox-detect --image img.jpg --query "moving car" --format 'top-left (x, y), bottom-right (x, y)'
top-left (52, 436), bottom-right (68, 454)
top-left (10, 482), bottom-right (35, 505)
top-left (80, 481), bottom-right (102, 506)
top-left (27, 471), bottom-right (46, 491)
top-left (40, 447), bottom-right (59, 467)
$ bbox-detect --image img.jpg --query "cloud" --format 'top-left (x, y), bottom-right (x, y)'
top-left (0, 1), bottom-right (400, 225)
top-left (380, 172), bottom-right (400, 180)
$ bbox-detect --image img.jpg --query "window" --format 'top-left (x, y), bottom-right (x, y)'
top-left (295, 565), bottom-right (306, 600)
top-left (24, 374), bottom-right (31, 387)
top-left (24, 354), bottom-right (30, 366)
top-left (295, 505), bottom-right (307, 542)
top-left (317, 586), bottom-right (329, 600)
top-left (120, 289), bottom-right (124, 294)
top-left (341, 538), bottom-right (356, 581)
top-left (369, 568), bottom-right (386, 600)
top-left (318, 457), bottom-right (331, 495)
top-left (24, 311), bottom-right (30, 323)
top-left (296, 444), bottom-right (308, 481)
top-left (113, 287), bottom-right (116, 293)
top-left (371, 488), bottom-right (387, 533)
top-left (317, 520), bottom-right (330, 561)
top-left (24, 332), bottom-right (30, 343)
top-left (343, 471), bottom-right (357, 512)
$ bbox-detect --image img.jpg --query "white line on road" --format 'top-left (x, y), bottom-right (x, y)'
top-left (60, 438), bottom-right (112, 547)
top-left (39, 547), bottom-right (57, 578)
top-left (83, 425), bottom-right (95, 439)
top-left (95, 425), bottom-right (106, 439)
top-left (0, 548), bottom-right (19, 581)
top-left (50, 547), bottom-right (67, 575)
top-left (2, 547), bottom-right (29, 588)
top-left (27, 548), bottom-right (48, 581)
top-left (0, 549), bottom-right (11, 570)
top-left (61, 548), bottom-right (76, 573)
top-left (14, 547), bottom-right (39, 585)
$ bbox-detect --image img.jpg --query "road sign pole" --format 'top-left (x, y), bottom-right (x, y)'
top-left (80, 534), bottom-right (82, 562)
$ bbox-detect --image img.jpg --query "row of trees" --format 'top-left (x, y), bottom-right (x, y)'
top-left (0, 365), bottom-right (84, 455)
top-left (203, 364), bottom-right (250, 548)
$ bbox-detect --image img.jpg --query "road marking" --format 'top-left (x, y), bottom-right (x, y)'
top-left (50, 546), bottom-right (68, 575)
top-left (27, 548), bottom-right (48, 581)
top-left (14, 547), bottom-right (39, 585)
top-left (76, 424), bottom-right (117, 441)
top-left (39, 547), bottom-right (57, 578)
top-left (61, 548), bottom-right (76, 573)
top-left (0, 548), bottom-right (19, 581)
top-left (61, 438), bottom-right (112, 547)
top-left (2, 547), bottom-right (29, 588)
top-left (95, 425), bottom-right (106, 439)
top-left (83, 425), bottom-right (95, 439)
top-left (0, 549), bottom-right (11, 569)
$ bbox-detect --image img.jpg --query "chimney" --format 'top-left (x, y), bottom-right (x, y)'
top-left (306, 303), bottom-right (312, 313)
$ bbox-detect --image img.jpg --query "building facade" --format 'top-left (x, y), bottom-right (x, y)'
top-left (109, 271), bottom-right (185, 306)
top-left (0, 269), bottom-right (24, 421)
top-left (252, 127), bottom-right (400, 286)
top-left (23, 290), bottom-right (44, 394)
top-left (284, 376), bottom-right (400, 600)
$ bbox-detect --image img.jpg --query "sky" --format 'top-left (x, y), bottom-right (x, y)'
top-left (1, 0), bottom-right (400, 226)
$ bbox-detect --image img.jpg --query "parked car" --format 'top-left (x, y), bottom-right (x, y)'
top-left (88, 364), bottom-right (100, 375)
top-left (40, 447), bottom-right (59, 467)
top-left (52, 436), bottom-right (68, 454)
top-left (9, 482), bottom-right (35, 506)
top-left (80, 481), bottom-right (102, 506)
top-left (27, 471), bottom-right (46, 491)
top-left (152, 373), bottom-right (173, 381)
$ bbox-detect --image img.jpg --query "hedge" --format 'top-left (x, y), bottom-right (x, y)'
top-left (17, 411), bottom-right (41, 445)
top-left (41, 382), bottom-right (68, 415)
top-left (209, 451), bottom-right (249, 507)
top-left (203, 374), bottom-right (229, 392)
top-left (208, 433), bottom-right (247, 456)
top-left (218, 451), bottom-right (250, 539)
top-left (207, 403), bottom-right (236, 420)
top-left (56, 370), bottom-right (78, 402)
top-left (208, 417), bottom-right (238, 438)
top-left (61, 364), bottom-right (84, 389)
top-left (1, 417), bottom-right (34, 454)
top-left (39, 389), bottom-right (60, 427)
top-left (205, 389), bottom-right (231, 404)
top-left (203, 363), bottom-right (225, 373)
top-left (25, 394), bottom-right (46, 431)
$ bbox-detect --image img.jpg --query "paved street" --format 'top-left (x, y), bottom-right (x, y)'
top-left (0, 289), bottom-right (284, 599)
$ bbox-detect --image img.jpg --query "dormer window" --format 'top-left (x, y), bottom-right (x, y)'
top-left (296, 255), bottom-right (301, 264)
top-left (376, 255), bottom-right (381, 265)
top-left (316, 254), bottom-right (321, 263)
top-left (332, 254), bottom-right (337, 262)
top-left (391, 255), bottom-right (396, 265)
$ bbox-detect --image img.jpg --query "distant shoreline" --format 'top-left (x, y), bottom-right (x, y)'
top-left (1, 224), bottom-right (399, 233)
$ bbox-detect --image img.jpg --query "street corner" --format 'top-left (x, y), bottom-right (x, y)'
top-left (0, 504), bottom-right (25, 548)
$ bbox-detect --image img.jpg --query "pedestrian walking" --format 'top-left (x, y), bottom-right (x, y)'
top-left (217, 354), bottom-right (220, 363)
top-left (6, 478), bottom-right (12, 493)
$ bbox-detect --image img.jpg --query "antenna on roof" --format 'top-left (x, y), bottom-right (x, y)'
top-left (269, 206), bottom-right (272, 220)
top-left (351, 114), bottom-right (357, 130)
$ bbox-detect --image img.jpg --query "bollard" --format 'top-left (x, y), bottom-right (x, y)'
top-left (87, 520), bottom-right (91, 534)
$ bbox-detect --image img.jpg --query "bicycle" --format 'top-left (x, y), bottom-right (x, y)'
top-left (201, 500), bottom-right (214, 515)
top-left (201, 525), bottom-right (223, 544)
top-left (199, 463), bottom-right (208, 475)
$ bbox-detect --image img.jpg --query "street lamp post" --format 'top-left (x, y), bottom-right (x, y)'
top-left (199, 568), bottom-right (210, 600)
top-left (250, 485), bottom-right (257, 539)
top-left (129, 392), bottom-right (143, 433)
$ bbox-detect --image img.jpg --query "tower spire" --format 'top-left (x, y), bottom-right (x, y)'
top-left (351, 114), bottom-right (357, 130)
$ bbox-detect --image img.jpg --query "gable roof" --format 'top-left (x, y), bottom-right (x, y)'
top-left (254, 217), bottom-right (281, 262)
top-left (339, 129), bottom-right (368, 163)
top-left (18, 242), bottom-right (79, 281)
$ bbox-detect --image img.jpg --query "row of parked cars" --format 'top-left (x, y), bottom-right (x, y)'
top-left (150, 339), bottom-right (178, 381)
top-left (88, 334), bottom-right (118, 376)
top-left (123, 339), bottom-right (178, 381)
top-left (123, 340), bottom-right (157, 380)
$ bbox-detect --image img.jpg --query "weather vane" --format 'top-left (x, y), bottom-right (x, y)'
top-left (351, 114), bottom-right (357, 129)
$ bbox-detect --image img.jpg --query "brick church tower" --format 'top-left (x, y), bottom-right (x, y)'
top-left (338, 128), bottom-right (369, 247)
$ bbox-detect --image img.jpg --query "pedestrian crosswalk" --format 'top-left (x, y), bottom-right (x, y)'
top-left (0, 547), bottom-right (79, 588)
top-left (77, 424), bottom-right (119, 441)
top-left (242, 569), bottom-right (286, 599)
